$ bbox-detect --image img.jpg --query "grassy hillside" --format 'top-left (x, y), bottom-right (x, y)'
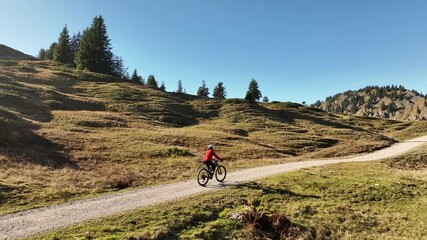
top-left (1, 60), bottom-right (426, 214)
top-left (0, 44), bottom-right (36, 60)
top-left (32, 144), bottom-right (427, 240)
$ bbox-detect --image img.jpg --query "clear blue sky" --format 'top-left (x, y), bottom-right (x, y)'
top-left (1, 0), bottom-right (427, 104)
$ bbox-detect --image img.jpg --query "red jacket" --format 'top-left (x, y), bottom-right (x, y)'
top-left (203, 149), bottom-right (221, 161)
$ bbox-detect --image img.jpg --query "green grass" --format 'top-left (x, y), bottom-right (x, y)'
top-left (32, 145), bottom-right (427, 239)
top-left (383, 143), bottom-right (427, 170)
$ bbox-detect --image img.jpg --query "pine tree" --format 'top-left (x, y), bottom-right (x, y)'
top-left (212, 82), bottom-right (226, 99)
top-left (54, 25), bottom-right (72, 63)
top-left (131, 69), bottom-right (141, 83)
top-left (262, 96), bottom-right (269, 103)
top-left (70, 32), bottom-right (81, 65)
top-left (37, 48), bottom-right (46, 60)
top-left (160, 81), bottom-right (166, 91)
top-left (245, 78), bottom-right (262, 102)
top-left (176, 80), bottom-right (183, 93)
top-left (313, 100), bottom-right (321, 107)
top-left (146, 75), bottom-right (158, 88)
top-left (387, 103), bottom-right (395, 112)
top-left (76, 16), bottom-right (114, 74)
top-left (111, 55), bottom-right (127, 79)
top-left (45, 42), bottom-right (57, 60)
top-left (380, 102), bottom-right (386, 111)
top-left (197, 80), bottom-right (209, 97)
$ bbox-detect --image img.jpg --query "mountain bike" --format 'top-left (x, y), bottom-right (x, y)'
top-left (197, 159), bottom-right (227, 186)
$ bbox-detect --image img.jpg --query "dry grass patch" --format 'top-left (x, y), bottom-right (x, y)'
top-left (0, 60), bottom-right (425, 215)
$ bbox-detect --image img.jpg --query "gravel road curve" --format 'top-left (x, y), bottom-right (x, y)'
top-left (1, 135), bottom-right (427, 239)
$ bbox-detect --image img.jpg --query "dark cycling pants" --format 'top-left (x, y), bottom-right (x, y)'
top-left (203, 160), bottom-right (215, 173)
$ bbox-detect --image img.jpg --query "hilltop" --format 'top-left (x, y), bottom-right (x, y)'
top-left (313, 85), bottom-right (427, 121)
top-left (1, 60), bottom-right (426, 214)
top-left (0, 44), bottom-right (36, 60)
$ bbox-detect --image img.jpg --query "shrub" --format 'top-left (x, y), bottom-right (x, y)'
top-left (167, 147), bottom-right (193, 157)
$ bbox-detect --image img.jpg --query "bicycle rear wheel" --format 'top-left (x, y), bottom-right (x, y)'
top-left (197, 168), bottom-right (210, 186)
top-left (215, 165), bottom-right (227, 182)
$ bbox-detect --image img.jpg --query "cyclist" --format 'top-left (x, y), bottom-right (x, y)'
top-left (202, 144), bottom-right (222, 174)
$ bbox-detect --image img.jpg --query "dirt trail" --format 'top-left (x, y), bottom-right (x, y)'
top-left (1, 135), bottom-right (427, 239)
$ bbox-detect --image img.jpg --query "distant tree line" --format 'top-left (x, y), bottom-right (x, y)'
top-left (38, 16), bottom-right (268, 103)
top-left (192, 78), bottom-right (264, 103)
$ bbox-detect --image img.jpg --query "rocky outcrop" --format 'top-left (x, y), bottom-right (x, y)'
top-left (314, 86), bottom-right (427, 121)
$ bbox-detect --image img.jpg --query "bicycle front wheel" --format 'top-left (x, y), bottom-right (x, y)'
top-left (197, 168), bottom-right (210, 186)
top-left (215, 165), bottom-right (227, 182)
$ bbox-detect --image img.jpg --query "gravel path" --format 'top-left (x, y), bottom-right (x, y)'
top-left (1, 135), bottom-right (427, 239)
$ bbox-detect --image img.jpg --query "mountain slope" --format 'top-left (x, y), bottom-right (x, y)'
top-left (1, 60), bottom-right (426, 215)
top-left (0, 44), bottom-right (36, 60)
top-left (314, 85), bottom-right (427, 121)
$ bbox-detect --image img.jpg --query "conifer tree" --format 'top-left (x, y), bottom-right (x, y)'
top-left (245, 78), bottom-right (262, 102)
top-left (177, 80), bottom-right (183, 93)
top-left (54, 25), bottom-right (72, 63)
top-left (262, 96), bottom-right (270, 103)
top-left (380, 102), bottom-right (386, 111)
top-left (76, 16), bottom-right (114, 74)
top-left (197, 80), bottom-right (209, 97)
top-left (70, 32), bottom-right (81, 65)
top-left (212, 82), bottom-right (226, 99)
top-left (38, 48), bottom-right (46, 60)
top-left (111, 55), bottom-right (127, 79)
top-left (313, 100), bottom-right (321, 107)
top-left (45, 42), bottom-right (57, 60)
top-left (387, 103), bottom-right (395, 112)
top-left (160, 81), bottom-right (166, 91)
top-left (131, 69), bottom-right (141, 83)
top-left (146, 75), bottom-right (158, 88)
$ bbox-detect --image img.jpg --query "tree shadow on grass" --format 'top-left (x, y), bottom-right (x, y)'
top-left (0, 134), bottom-right (79, 169)
top-left (0, 109), bottom-right (79, 169)
top-left (0, 184), bottom-right (18, 205)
